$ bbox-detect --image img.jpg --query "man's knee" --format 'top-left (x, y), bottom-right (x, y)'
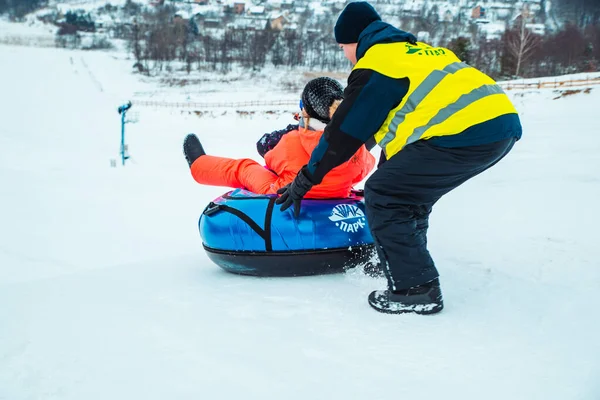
top-left (364, 175), bottom-right (389, 210)
top-left (365, 197), bottom-right (414, 234)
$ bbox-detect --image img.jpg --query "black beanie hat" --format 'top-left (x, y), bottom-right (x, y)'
top-left (334, 2), bottom-right (381, 44)
top-left (301, 77), bottom-right (344, 123)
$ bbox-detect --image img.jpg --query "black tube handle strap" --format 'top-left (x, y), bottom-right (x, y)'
top-left (203, 202), bottom-right (267, 241)
top-left (203, 198), bottom-right (277, 251)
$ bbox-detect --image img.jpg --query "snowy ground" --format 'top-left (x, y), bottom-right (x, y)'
top-left (0, 17), bottom-right (57, 47)
top-left (1, 43), bottom-right (599, 400)
top-left (0, 16), bottom-right (343, 103)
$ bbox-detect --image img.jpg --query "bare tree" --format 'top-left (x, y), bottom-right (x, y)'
top-left (129, 20), bottom-right (145, 73)
top-left (505, 17), bottom-right (540, 77)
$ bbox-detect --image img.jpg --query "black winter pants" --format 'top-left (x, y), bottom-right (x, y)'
top-left (364, 137), bottom-right (516, 291)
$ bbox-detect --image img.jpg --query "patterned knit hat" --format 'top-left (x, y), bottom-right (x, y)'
top-left (301, 77), bottom-right (344, 123)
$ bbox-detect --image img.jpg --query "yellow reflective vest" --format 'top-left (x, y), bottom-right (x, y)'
top-left (353, 42), bottom-right (518, 158)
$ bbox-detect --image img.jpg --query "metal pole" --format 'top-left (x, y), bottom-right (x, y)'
top-left (117, 101), bottom-right (132, 166)
top-left (121, 109), bottom-right (126, 166)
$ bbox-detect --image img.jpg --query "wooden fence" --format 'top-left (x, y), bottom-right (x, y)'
top-left (499, 76), bottom-right (600, 90)
top-left (133, 76), bottom-right (600, 110)
top-left (134, 99), bottom-right (298, 110)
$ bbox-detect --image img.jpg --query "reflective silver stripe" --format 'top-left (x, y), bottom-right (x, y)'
top-left (405, 84), bottom-right (505, 145)
top-left (380, 62), bottom-right (470, 154)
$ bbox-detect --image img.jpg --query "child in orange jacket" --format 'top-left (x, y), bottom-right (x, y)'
top-left (183, 77), bottom-right (375, 198)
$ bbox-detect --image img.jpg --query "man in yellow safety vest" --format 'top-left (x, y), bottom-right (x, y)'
top-left (276, 1), bottom-right (522, 315)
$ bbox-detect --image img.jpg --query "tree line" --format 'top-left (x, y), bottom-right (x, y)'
top-left (447, 22), bottom-right (600, 79)
top-left (2, 0), bottom-right (598, 80)
top-left (124, 5), bottom-right (349, 75)
top-left (127, 6), bottom-right (600, 80)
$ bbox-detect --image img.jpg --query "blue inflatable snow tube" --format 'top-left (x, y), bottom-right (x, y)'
top-left (199, 189), bottom-right (376, 276)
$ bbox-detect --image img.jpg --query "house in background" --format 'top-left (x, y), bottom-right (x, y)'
top-left (488, 3), bottom-right (513, 21)
top-left (269, 13), bottom-right (288, 31)
top-left (223, 0), bottom-right (246, 14)
top-left (203, 18), bottom-right (221, 28)
top-left (233, 1), bottom-right (246, 14)
top-left (472, 5), bottom-right (485, 19)
top-left (280, 0), bottom-right (295, 10)
top-left (248, 5), bottom-right (266, 16)
top-left (229, 16), bottom-right (269, 30)
top-left (479, 21), bottom-right (506, 40)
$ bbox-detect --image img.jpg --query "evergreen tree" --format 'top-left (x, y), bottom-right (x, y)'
top-left (447, 36), bottom-right (471, 64)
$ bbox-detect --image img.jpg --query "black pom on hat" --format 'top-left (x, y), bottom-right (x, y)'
top-left (334, 2), bottom-right (381, 44)
top-left (301, 77), bottom-right (344, 123)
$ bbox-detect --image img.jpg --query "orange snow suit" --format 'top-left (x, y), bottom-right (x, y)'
top-left (190, 127), bottom-right (376, 198)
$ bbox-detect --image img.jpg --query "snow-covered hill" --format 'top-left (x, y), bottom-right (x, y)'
top-left (0, 43), bottom-right (599, 400)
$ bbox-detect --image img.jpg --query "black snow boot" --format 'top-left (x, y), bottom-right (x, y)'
top-left (368, 278), bottom-right (443, 315)
top-left (183, 133), bottom-right (206, 167)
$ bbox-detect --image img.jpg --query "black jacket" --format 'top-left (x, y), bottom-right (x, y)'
top-left (305, 21), bottom-right (521, 184)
